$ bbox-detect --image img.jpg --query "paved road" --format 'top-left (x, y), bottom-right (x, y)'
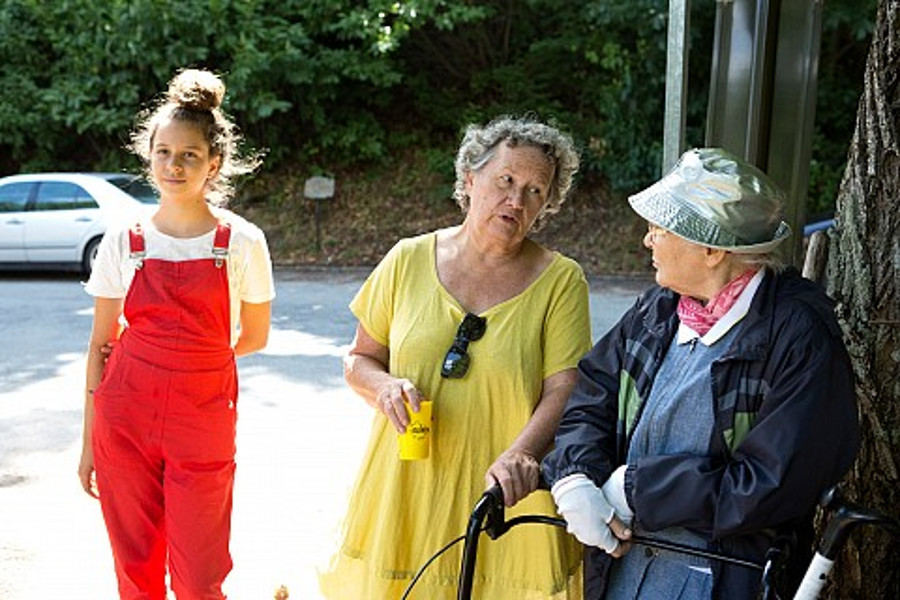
top-left (0, 268), bottom-right (647, 599)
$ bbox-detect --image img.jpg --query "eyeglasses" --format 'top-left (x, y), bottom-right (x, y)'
top-left (441, 313), bottom-right (487, 379)
top-left (646, 223), bottom-right (668, 243)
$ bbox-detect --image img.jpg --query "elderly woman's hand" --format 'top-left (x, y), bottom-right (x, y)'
top-left (374, 377), bottom-right (423, 433)
top-left (485, 448), bottom-right (541, 507)
top-left (552, 474), bottom-right (633, 557)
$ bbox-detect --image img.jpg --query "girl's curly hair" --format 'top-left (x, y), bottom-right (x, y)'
top-left (129, 68), bottom-right (261, 206)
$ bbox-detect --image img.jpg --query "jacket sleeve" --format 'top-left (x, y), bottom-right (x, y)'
top-left (541, 296), bottom-right (641, 489)
top-left (627, 300), bottom-right (860, 539)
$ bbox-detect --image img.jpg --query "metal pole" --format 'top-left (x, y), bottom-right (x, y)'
top-left (315, 200), bottom-right (322, 252)
top-left (766, 0), bottom-right (824, 267)
top-left (663, 0), bottom-right (691, 174)
top-left (705, 0), bottom-right (822, 268)
top-left (303, 176), bottom-right (335, 254)
top-left (743, 0), bottom-right (772, 163)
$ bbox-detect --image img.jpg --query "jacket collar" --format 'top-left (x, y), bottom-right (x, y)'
top-left (641, 269), bottom-right (787, 362)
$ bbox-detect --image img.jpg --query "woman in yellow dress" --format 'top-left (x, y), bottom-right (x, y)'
top-left (319, 115), bottom-right (592, 599)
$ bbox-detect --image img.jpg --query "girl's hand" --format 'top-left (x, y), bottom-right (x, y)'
top-left (78, 446), bottom-right (99, 499)
top-left (99, 340), bottom-right (117, 364)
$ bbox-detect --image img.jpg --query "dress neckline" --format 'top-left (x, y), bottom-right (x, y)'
top-left (428, 229), bottom-right (560, 316)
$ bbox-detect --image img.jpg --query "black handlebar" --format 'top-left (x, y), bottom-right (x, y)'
top-left (453, 484), bottom-right (900, 600)
top-left (817, 486), bottom-right (900, 560)
top-left (456, 484), bottom-right (766, 600)
top-left (457, 485), bottom-right (505, 600)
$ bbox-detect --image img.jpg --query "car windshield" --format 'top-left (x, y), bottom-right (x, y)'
top-left (104, 175), bottom-right (159, 204)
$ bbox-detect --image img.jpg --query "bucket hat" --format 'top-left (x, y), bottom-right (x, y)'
top-left (628, 148), bottom-right (791, 253)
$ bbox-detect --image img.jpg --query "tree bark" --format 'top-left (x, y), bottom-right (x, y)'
top-left (825, 0), bottom-right (900, 597)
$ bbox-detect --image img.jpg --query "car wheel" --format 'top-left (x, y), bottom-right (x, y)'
top-left (82, 237), bottom-right (102, 276)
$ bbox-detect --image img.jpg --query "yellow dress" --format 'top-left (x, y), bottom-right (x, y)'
top-left (319, 231), bottom-right (592, 599)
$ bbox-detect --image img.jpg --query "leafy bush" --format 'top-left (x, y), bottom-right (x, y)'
top-left (0, 0), bottom-right (874, 216)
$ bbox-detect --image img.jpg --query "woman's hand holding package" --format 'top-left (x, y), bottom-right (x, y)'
top-left (375, 377), bottom-right (422, 433)
top-left (486, 448), bottom-right (541, 507)
top-left (552, 473), bottom-right (632, 556)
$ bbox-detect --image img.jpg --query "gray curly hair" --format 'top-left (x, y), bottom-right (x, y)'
top-left (453, 116), bottom-right (580, 232)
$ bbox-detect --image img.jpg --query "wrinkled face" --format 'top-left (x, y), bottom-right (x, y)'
top-left (464, 142), bottom-right (553, 243)
top-left (151, 117), bottom-right (220, 202)
top-left (643, 223), bottom-right (713, 298)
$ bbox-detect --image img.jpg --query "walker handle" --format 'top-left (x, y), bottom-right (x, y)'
top-left (457, 485), bottom-right (505, 600)
top-left (817, 486), bottom-right (900, 560)
top-left (792, 487), bottom-right (900, 600)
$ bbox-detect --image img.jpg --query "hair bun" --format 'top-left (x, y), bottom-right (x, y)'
top-left (166, 69), bottom-right (225, 111)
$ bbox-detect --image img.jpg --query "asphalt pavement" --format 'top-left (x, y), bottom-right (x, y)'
top-left (0, 267), bottom-right (648, 599)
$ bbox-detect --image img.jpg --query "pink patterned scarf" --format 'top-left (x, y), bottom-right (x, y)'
top-left (676, 270), bottom-right (756, 336)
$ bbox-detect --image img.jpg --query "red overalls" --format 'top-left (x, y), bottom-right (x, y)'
top-left (93, 222), bottom-right (237, 599)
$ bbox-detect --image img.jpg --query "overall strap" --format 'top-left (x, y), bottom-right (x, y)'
top-left (128, 223), bottom-right (146, 269)
top-left (212, 220), bottom-right (231, 268)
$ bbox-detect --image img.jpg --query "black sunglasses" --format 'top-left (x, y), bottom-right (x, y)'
top-left (440, 313), bottom-right (487, 379)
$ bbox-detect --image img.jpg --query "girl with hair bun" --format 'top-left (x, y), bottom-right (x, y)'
top-left (78, 68), bottom-right (275, 599)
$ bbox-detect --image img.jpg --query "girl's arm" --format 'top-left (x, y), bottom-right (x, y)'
top-left (78, 297), bottom-right (123, 498)
top-left (234, 300), bottom-right (271, 358)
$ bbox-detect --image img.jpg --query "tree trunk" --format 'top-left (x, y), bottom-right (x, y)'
top-left (825, 0), bottom-right (900, 597)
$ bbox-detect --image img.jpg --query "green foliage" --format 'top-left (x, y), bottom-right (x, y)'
top-left (808, 0), bottom-right (878, 216)
top-left (386, 0), bottom-right (715, 190)
top-left (0, 0), bottom-right (875, 215)
top-left (0, 0), bottom-right (416, 171)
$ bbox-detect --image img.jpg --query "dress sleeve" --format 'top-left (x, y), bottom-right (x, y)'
top-left (348, 239), bottom-right (406, 347)
top-left (541, 257), bottom-right (592, 379)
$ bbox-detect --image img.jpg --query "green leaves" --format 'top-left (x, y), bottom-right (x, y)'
top-left (0, 0), bottom-right (874, 218)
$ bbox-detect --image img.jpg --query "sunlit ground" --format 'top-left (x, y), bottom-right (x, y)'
top-left (1, 276), bottom-right (641, 599)
top-left (0, 327), bottom-right (371, 599)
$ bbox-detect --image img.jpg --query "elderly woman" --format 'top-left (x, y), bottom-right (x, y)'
top-left (319, 116), bottom-right (592, 598)
top-left (542, 148), bottom-right (859, 599)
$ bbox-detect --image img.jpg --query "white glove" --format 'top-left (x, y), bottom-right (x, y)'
top-left (601, 465), bottom-right (634, 525)
top-left (551, 473), bottom-right (620, 552)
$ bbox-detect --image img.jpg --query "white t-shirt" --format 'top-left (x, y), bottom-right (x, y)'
top-left (84, 207), bottom-right (276, 345)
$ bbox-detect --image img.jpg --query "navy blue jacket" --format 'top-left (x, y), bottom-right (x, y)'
top-left (542, 268), bottom-right (859, 599)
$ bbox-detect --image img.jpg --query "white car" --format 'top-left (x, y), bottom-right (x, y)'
top-left (0, 172), bottom-right (158, 275)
